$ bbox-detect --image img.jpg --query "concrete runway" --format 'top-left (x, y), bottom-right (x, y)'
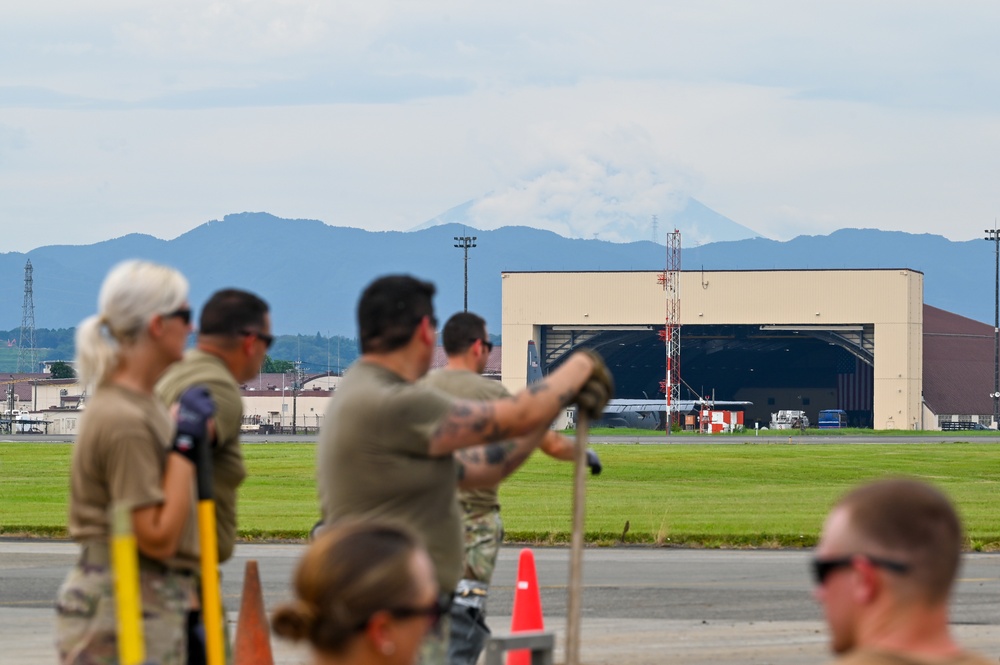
top-left (5, 540), bottom-right (1000, 664)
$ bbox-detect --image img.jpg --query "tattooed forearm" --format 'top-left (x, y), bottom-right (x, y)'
top-left (528, 380), bottom-right (575, 408)
top-left (473, 441), bottom-right (529, 476)
top-left (433, 400), bottom-right (513, 444)
top-left (501, 449), bottom-right (531, 476)
top-left (456, 447), bottom-right (483, 464)
top-left (484, 441), bottom-right (516, 465)
top-left (456, 437), bottom-right (540, 487)
top-left (527, 381), bottom-right (549, 395)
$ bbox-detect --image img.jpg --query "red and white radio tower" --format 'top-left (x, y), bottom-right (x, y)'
top-left (657, 230), bottom-right (681, 432)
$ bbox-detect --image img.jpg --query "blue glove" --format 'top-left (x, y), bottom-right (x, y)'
top-left (586, 449), bottom-right (602, 476)
top-left (171, 386), bottom-right (215, 465)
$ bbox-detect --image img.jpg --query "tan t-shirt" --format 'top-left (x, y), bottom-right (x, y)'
top-left (156, 349), bottom-right (248, 563)
top-left (317, 361), bottom-right (460, 589)
top-left (422, 368), bottom-right (509, 511)
top-left (69, 384), bottom-right (199, 571)
top-left (832, 649), bottom-right (997, 665)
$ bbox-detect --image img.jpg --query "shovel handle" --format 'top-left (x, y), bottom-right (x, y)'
top-left (565, 412), bottom-right (589, 665)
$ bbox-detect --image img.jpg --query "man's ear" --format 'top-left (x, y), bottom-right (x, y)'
top-left (241, 333), bottom-right (256, 356)
top-left (852, 556), bottom-right (881, 604)
top-left (419, 316), bottom-right (436, 346)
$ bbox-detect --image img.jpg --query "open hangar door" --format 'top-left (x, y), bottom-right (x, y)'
top-left (539, 324), bottom-right (874, 429)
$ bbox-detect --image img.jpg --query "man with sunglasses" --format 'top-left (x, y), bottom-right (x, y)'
top-left (813, 478), bottom-right (991, 665)
top-left (156, 288), bottom-right (272, 664)
top-left (317, 275), bottom-right (613, 665)
top-left (423, 311), bottom-right (603, 665)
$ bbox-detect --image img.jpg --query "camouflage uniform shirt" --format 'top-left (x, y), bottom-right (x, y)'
top-left (422, 368), bottom-right (508, 584)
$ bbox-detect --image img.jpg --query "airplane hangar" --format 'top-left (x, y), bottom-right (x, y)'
top-left (500, 269), bottom-right (924, 430)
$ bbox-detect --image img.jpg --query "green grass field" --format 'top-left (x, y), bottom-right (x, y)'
top-left (3, 442), bottom-right (1000, 548)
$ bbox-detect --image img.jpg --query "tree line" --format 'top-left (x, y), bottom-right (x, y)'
top-left (0, 328), bottom-right (361, 376)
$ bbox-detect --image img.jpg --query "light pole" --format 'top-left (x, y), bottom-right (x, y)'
top-left (987, 222), bottom-right (1000, 428)
top-left (291, 361), bottom-right (302, 435)
top-left (454, 234), bottom-right (477, 311)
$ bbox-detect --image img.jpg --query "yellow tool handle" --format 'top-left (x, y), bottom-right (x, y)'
top-left (112, 503), bottom-right (146, 665)
top-left (199, 499), bottom-right (225, 665)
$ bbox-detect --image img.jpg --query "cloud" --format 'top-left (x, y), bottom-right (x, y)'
top-left (3, 1), bottom-right (1000, 252)
top-left (0, 123), bottom-right (27, 167)
top-left (7, 1), bottom-right (1000, 110)
top-left (468, 154), bottom-right (688, 242)
top-left (0, 75), bottom-right (475, 110)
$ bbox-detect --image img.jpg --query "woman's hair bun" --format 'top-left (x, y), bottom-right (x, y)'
top-left (270, 599), bottom-right (316, 642)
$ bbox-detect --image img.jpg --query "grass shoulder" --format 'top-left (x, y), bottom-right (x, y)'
top-left (5, 441), bottom-right (1000, 549)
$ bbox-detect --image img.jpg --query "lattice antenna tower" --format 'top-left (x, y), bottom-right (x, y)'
top-left (17, 259), bottom-right (37, 373)
top-left (657, 230), bottom-right (681, 431)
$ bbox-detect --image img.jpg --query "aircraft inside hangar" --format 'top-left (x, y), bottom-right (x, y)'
top-left (538, 324), bottom-right (873, 428)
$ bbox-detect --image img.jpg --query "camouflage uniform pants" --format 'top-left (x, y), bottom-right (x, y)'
top-left (55, 562), bottom-right (197, 665)
top-left (461, 505), bottom-right (504, 585)
top-left (448, 505), bottom-right (503, 665)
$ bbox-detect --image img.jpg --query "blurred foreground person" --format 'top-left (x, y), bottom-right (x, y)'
top-left (272, 522), bottom-right (444, 665)
top-left (317, 274), bottom-right (612, 663)
top-left (813, 478), bottom-right (992, 665)
top-left (55, 260), bottom-right (214, 664)
top-left (422, 311), bottom-right (602, 665)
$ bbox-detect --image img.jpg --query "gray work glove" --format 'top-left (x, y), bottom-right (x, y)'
top-left (575, 349), bottom-right (614, 420)
top-left (586, 449), bottom-right (602, 475)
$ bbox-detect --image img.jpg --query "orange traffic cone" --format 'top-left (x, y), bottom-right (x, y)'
top-left (507, 548), bottom-right (544, 665)
top-left (234, 559), bottom-right (274, 665)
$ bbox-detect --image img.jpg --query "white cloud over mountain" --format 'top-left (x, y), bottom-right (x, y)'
top-left (2, 2), bottom-right (1000, 252)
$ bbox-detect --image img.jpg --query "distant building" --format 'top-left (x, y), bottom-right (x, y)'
top-left (922, 305), bottom-right (996, 428)
top-left (500, 269), bottom-right (998, 431)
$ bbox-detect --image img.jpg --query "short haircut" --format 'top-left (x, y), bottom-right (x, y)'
top-left (270, 521), bottom-right (424, 655)
top-left (837, 478), bottom-right (962, 603)
top-left (441, 312), bottom-right (487, 356)
top-left (357, 275), bottom-right (435, 354)
top-left (198, 289), bottom-right (270, 337)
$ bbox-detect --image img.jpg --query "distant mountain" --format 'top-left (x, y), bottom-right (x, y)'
top-left (0, 214), bottom-right (992, 335)
top-left (410, 195), bottom-right (763, 246)
top-left (0, 213), bottom-right (665, 335)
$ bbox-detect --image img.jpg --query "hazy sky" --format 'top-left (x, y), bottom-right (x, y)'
top-left (3, 1), bottom-right (1000, 252)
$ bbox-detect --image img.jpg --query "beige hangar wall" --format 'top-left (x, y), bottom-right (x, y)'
top-left (501, 269), bottom-right (923, 430)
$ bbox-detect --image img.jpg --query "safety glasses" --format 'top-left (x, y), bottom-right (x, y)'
top-left (811, 555), bottom-right (909, 585)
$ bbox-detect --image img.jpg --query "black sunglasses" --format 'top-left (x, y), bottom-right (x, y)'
top-left (811, 555), bottom-right (910, 585)
top-left (164, 307), bottom-right (192, 325)
top-left (388, 595), bottom-right (451, 634)
top-left (358, 595), bottom-right (451, 635)
top-left (471, 338), bottom-right (494, 352)
top-left (241, 329), bottom-right (275, 350)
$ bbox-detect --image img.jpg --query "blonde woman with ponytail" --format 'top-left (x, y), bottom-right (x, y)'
top-left (272, 522), bottom-right (444, 665)
top-left (55, 260), bottom-right (215, 665)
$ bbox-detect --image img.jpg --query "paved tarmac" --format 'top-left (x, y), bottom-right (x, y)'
top-left (5, 540), bottom-right (1000, 664)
